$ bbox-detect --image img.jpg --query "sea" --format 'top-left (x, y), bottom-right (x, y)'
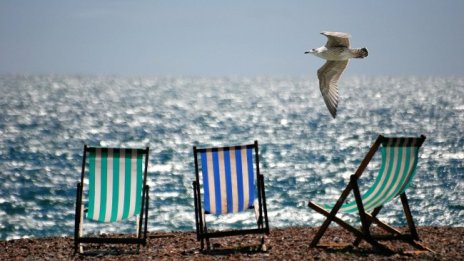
top-left (1, 75), bottom-right (463, 241)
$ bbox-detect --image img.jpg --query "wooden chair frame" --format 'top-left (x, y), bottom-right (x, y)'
top-left (74, 145), bottom-right (150, 254)
top-left (192, 140), bottom-right (269, 250)
top-left (308, 135), bottom-right (432, 254)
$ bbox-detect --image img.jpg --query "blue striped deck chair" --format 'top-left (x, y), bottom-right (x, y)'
top-left (74, 146), bottom-right (150, 254)
top-left (192, 141), bottom-right (269, 250)
top-left (308, 135), bottom-right (433, 254)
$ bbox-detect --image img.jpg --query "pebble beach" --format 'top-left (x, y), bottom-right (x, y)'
top-left (2, 226), bottom-right (463, 260)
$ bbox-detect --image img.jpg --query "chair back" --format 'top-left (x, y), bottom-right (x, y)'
top-left (84, 147), bottom-right (148, 222)
top-left (196, 144), bottom-right (257, 215)
top-left (338, 136), bottom-right (425, 213)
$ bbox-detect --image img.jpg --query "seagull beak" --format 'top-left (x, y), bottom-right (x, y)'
top-left (304, 49), bottom-right (314, 54)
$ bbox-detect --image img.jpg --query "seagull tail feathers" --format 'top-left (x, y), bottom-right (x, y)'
top-left (353, 48), bottom-right (368, 58)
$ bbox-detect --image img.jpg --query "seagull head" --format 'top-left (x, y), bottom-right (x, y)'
top-left (304, 48), bottom-right (316, 54)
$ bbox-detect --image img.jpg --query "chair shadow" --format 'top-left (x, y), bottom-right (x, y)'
top-left (206, 243), bottom-right (267, 256)
top-left (320, 245), bottom-right (389, 256)
top-left (76, 246), bottom-right (140, 257)
top-left (179, 243), bottom-right (267, 257)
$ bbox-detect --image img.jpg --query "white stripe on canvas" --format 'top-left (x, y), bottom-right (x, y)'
top-left (116, 149), bottom-right (126, 221)
top-left (128, 149), bottom-right (137, 218)
top-left (230, 148), bottom-right (239, 213)
top-left (241, 147), bottom-right (250, 209)
top-left (104, 149), bottom-right (114, 222)
top-left (218, 149), bottom-right (227, 214)
top-left (93, 148), bottom-right (102, 221)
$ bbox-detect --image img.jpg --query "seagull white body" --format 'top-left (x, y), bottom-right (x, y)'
top-left (309, 46), bottom-right (355, 61)
top-left (306, 31), bottom-right (368, 118)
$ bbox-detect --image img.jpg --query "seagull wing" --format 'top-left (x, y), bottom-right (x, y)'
top-left (321, 31), bottom-right (351, 48)
top-left (317, 60), bottom-right (348, 118)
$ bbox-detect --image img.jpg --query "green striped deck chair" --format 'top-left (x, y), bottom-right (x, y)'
top-left (308, 135), bottom-right (433, 254)
top-left (74, 146), bottom-right (150, 254)
top-left (192, 141), bottom-right (269, 250)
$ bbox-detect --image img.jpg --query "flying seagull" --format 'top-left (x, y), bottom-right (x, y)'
top-left (305, 31), bottom-right (368, 118)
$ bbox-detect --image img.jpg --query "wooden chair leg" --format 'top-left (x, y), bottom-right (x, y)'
top-left (308, 178), bottom-right (356, 247)
top-left (351, 175), bottom-right (370, 236)
top-left (353, 207), bottom-right (382, 246)
top-left (79, 205), bottom-right (84, 254)
top-left (308, 201), bottom-right (336, 247)
top-left (308, 201), bottom-right (394, 254)
top-left (400, 193), bottom-right (419, 240)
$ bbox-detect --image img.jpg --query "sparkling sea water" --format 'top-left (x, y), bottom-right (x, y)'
top-left (1, 75), bottom-right (463, 241)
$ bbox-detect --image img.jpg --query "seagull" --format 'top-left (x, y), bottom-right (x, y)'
top-left (305, 31), bottom-right (368, 118)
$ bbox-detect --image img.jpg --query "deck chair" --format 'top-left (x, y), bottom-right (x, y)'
top-left (308, 135), bottom-right (432, 254)
top-left (74, 146), bottom-right (150, 254)
top-left (192, 140), bottom-right (270, 250)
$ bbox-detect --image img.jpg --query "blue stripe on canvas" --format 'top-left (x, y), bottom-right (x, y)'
top-left (212, 150), bottom-right (222, 214)
top-left (246, 148), bottom-right (255, 208)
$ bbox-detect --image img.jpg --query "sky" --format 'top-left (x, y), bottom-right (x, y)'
top-left (1, 0), bottom-right (464, 77)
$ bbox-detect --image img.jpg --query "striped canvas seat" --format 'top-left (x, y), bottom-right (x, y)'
top-left (329, 138), bottom-right (421, 213)
top-left (86, 148), bottom-right (144, 222)
top-left (74, 145), bottom-right (150, 254)
top-left (308, 135), bottom-right (432, 254)
top-left (192, 141), bottom-right (269, 250)
top-left (199, 146), bottom-right (255, 215)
